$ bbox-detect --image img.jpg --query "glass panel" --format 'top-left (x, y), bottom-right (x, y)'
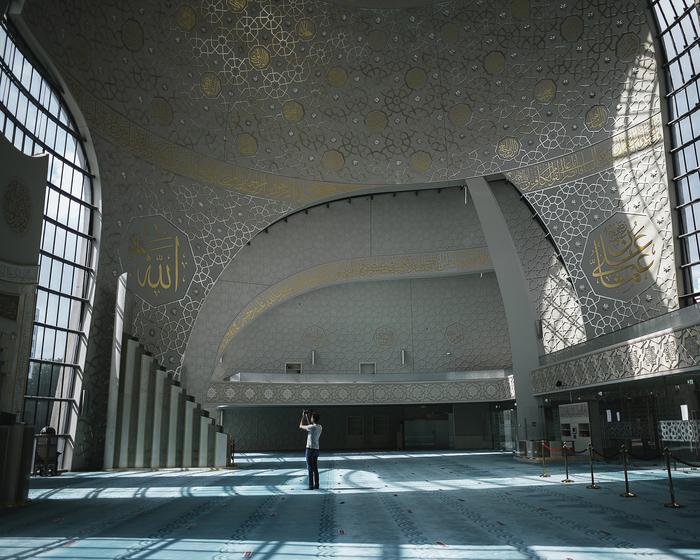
top-left (0, 19), bottom-right (96, 463)
top-left (22, 398), bottom-right (36, 425)
top-left (653, 3), bottom-right (700, 301)
top-left (688, 263), bottom-right (700, 293)
top-left (685, 232), bottom-right (700, 263)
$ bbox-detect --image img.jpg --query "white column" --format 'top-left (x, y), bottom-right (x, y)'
top-left (198, 415), bottom-right (214, 467)
top-left (182, 398), bottom-right (196, 468)
top-left (214, 429), bottom-right (228, 468)
top-left (104, 274), bottom-right (127, 470)
top-left (166, 383), bottom-right (184, 468)
top-left (117, 338), bottom-right (142, 468)
top-left (150, 368), bottom-right (168, 468)
top-left (134, 353), bottom-right (155, 468)
top-left (466, 177), bottom-right (543, 440)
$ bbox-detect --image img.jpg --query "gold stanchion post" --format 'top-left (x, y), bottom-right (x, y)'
top-left (586, 442), bottom-right (600, 489)
top-left (620, 444), bottom-right (636, 498)
top-left (663, 448), bottom-right (682, 508)
top-left (539, 439), bottom-right (550, 478)
top-left (561, 442), bottom-right (574, 483)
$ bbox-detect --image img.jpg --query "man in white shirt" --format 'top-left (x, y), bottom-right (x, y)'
top-left (299, 410), bottom-right (322, 489)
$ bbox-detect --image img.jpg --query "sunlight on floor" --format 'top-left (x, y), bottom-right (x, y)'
top-left (3, 451), bottom-right (698, 560)
top-left (27, 466), bottom-right (695, 499)
top-left (2, 538), bottom-right (700, 560)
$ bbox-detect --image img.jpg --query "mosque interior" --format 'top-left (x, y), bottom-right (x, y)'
top-left (0, 0), bottom-right (699, 558)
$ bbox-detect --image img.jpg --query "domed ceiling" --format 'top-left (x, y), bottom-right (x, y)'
top-left (22, 0), bottom-right (656, 187)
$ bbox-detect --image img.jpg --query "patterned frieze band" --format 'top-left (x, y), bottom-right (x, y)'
top-left (532, 324), bottom-right (700, 394)
top-left (206, 377), bottom-right (515, 406)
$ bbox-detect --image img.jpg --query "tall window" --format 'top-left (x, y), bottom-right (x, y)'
top-left (0, 18), bottom-right (97, 469)
top-left (650, 0), bottom-right (700, 304)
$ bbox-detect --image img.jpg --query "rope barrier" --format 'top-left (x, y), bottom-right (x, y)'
top-left (542, 442), bottom-right (563, 453)
top-left (663, 448), bottom-right (683, 508)
top-left (586, 443), bottom-right (601, 490)
top-left (619, 445), bottom-right (637, 498)
top-left (593, 448), bottom-right (621, 461)
top-left (561, 443), bottom-right (574, 483)
top-left (538, 442), bottom-right (696, 509)
top-left (669, 454), bottom-right (700, 469)
top-left (628, 450), bottom-right (663, 461)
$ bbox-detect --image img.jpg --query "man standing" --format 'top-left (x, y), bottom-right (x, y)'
top-left (299, 410), bottom-right (322, 489)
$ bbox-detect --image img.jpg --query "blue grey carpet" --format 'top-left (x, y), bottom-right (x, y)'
top-left (1, 451), bottom-right (699, 559)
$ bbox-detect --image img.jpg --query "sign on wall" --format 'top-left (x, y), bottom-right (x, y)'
top-left (119, 215), bottom-right (194, 306)
top-left (582, 212), bottom-right (661, 302)
top-left (0, 134), bottom-right (48, 269)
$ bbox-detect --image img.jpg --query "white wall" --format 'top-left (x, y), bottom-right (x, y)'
top-left (221, 274), bottom-right (511, 376)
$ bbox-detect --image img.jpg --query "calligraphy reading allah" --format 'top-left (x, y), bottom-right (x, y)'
top-left (130, 232), bottom-right (184, 297)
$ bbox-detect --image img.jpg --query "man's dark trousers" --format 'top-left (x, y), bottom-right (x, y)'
top-left (305, 447), bottom-right (320, 489)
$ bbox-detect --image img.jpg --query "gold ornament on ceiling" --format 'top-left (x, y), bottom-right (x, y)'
top-left (368, 29), bottom-right (387, 51)
top-left (585, 105), bottom-right (608, 131)
top-left (484, 51), bottom-right (505, 75)
top-left (445, 322), bottom-right (467, 345)
top-left (282, 100), bottom-right (305, 123)
top-left (534, 79), bottom-right (556, 103)
top-left (616, 32), bottom-right (640, 62)
top-left (200, 72), bottom-right (222, 97)
top-left (228, 111), bottom-right (242, 132)
top-left (366, 110), bottom-right (388, 132)
top-left (496, 137), bottom-right (520, 159)
top-left (302, 325), bottom-right (326, 347)
top-left (296, 18), bottom-right (315, 40)
top-left (409, 151), bottom-right (432, 172)
top-left (226, 0), bottom-right (247, 12)
top-left (405, 67), bottom-right (427, 90)
top-left (249, 46), bottom-right (271, 70)
top-left (175, 5), bottom-right (196, 31)
top-left (440, 22), bottom-right (459, 43)
top-left (560, 15), bottom-right (584, 42)
top-left (70, 44), bottom-right (91, 71)
top-left (150, 97), bottom-right (174, 126)
top-left (511, 0), bottom-right (529, 19)
top-left (374, 326), bottom-right (396, 348)
top-left (3, 180), bottom-right (31, 234)
top-left (121, 19), bottom-right (144, 52)
top-left (326, 66), bottom-right (348, 87)
top-left (322, 150), bottom-right (345, 171)
top-left (237, 133), bottom-right (258, 156)
top-left (448, 103), bottom-right (472, 127)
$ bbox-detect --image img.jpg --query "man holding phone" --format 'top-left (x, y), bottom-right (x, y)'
top-left (299, 410), bottom-right (322, 489)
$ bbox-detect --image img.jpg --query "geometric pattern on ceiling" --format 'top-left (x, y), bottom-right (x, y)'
top-left (23, 0), bottom-right (658, 186)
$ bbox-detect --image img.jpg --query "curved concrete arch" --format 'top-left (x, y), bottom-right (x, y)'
top-left (182, 187), bottom-right (492, 403)
top-left (466, 177), bottom-right (543, 440)
top-left (217, 246), bottom-right (492, 356)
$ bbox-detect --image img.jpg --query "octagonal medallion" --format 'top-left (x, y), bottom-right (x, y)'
top-left (120, 215), bottom-right (194, 306)
top-left (582, 212), bottom-right (661, 302)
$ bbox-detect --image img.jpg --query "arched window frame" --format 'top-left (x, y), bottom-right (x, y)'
top-left (0, 16), bottom-right (99, 470)
top-left (650, 0), bottom-right (700, 304)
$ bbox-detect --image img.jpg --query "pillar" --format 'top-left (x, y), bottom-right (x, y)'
top-left (182, 397), bottom-right (196, 468)
top-left (150, 368), bottom-right (168, 468)
top-left (117, 338), bottom-right (142, 467)
top-left (166, 382), bottom-right (184, 468)
top-left (198, 415), bottom-right (214, 467)
top-left (466, 177), bottom-right (543, 441)
top-left (134, 353), bottom-right (155, 468)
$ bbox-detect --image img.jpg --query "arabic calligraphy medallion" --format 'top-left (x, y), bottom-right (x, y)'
top-left (119, 215), bottom-right (194, 305)
top-left (581, 213), bottom-right (661, 302)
